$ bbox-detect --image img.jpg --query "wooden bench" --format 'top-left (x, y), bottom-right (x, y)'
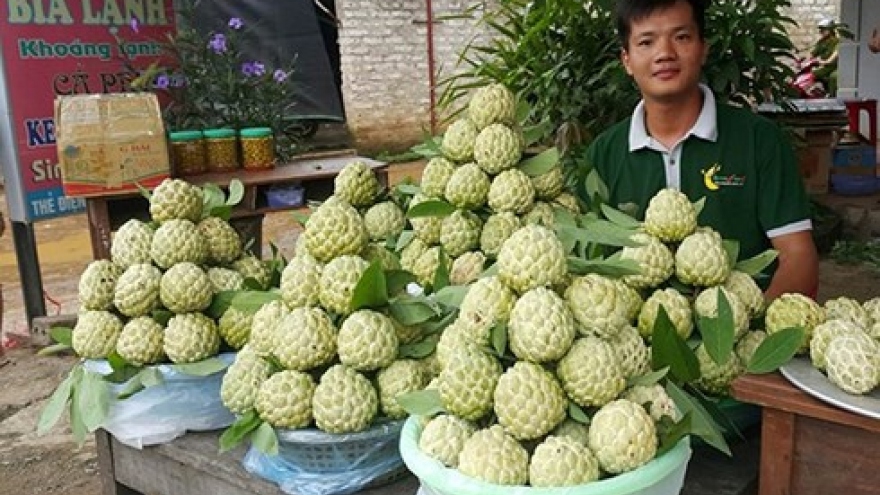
top-left (84, 152), bottom-right (387, 260)
top-left (731, 372), bottom-right (880, 495)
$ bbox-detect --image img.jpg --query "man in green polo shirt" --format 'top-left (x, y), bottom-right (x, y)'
top-left (582, 0), bottom-right (818, 298)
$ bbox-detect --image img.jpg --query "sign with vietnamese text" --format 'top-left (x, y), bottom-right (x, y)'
top-left (0, 0), bottom-right (175, 221)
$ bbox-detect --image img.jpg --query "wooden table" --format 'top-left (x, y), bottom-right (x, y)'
top-left (731, 372), bottom-right (880, 495)
top-left (85, 152), bottom-right (387, 260)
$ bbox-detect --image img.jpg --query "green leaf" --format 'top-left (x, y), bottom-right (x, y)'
top-left (566, 256), bottom-right (642, 277)
top-left (206, 290), bottom-right (238, 319)
top-left (219, 410), bottom-right (262, 453)
top-left (747, 327), bottom-right (804, 373)
top-left (116, 368), bottom-right (164, 400)
top-left (171, 357), bottom-right (229, 376)
top-left (722, 239), bottom-right (740, 268)
top-left (386, 269), bottom-right (417, 296)
top-left (398, 335), bottom-right (439, 359)
top-left (251, 422), bottom-right (279, 455)
top-left (396, 183), bottom-right (422, 196)
top-left (491, 322), bottom-right (507, 357)
top-left (585, 169), bottom-right (609, 204)
top-left (209, 205), bottom-right (233, 221)
top-left (231, 291), bottom-right (281, 312)
top-left (735, 249), bottom-right (779, 276)
top-left (568, 402), bottom-right (591, 425)
top-left (517, 147), bottom-right (559, 176)
top-left (290, 210), bottom-right (310, 227)
top-left (352, 261), bottom-right (389, 310)
top-left (68, 381), bottom-right (88, 446)
top-left (657, 414), bottom-right (692, 457)
top-left (651, 306), bottom-right (701, 383)
top-left (432, 255), bottom-right (450, 292)
top-left (692, 197), bottom-right (706, 217)
top-left (407, 199), bottom-right (455, 218)
top-left (557, 221), bottom-right (641, 250)
top-left (389, 297), bottom-right (440, 326)
top-left (395, 230), bottom-right (416, 253)
top-left (226, 179), bottom-right (245, 206)
top-left (628, 367), bottom-right (669, 387)
top-left (480, 263), bottom-right (499, 278)
top-left (698, 290), bottom-right (736, 366)
top-left (432, 285), bottom-right (469, 309)
top-left (600, 204), bottom-right (642, 229)
top-left (49, 326), bottom-right (73, 346)
top-left (76, 370), bottom-right (110, 432)
top-left (151, 309), bottom-right (173, 326)
top-left (37, 343), bottom-right (73, 356)
top-left (37, 365), bottom-right (79, 435)
top-left (666, 382), bottom-right (731, 455)
top-left (396, 389), bottom-right (446, 417)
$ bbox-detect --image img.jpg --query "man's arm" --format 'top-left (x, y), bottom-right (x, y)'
top-left (765, 230), bottom-right (819, 300)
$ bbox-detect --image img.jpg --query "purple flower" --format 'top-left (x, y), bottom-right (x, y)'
top-left (228, 17), bottom-right (243, 30)
top-left (169, 73), bottom-right (187, 88)
top-left (208, 33), bottom-right (227, 54)
top-left (241, 61), bottom-right (266, 77)
top-left (129, 16), bottom-right (140, 33)
top-left (273, 69), bottom-right (289, 83)
top-left (154, 74), bottom-right (170, 89)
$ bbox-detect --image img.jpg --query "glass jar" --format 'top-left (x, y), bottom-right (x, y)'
top-left (203, 128), bottom-right (239, 172)
top-left (169, 130), bottom-right (206, 176)
top-left (239, 127), bottom-right (276, 170)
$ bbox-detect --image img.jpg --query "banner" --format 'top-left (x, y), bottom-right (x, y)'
top-left (0, 0), bottom-right (175, 221)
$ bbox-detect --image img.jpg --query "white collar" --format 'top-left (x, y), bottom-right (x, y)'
top-left (628, 84), bottom-right (718, 151)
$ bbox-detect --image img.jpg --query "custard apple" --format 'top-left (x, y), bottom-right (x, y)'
top-left (497, 225), bottom-right (567, 294)
top-left (441, 118), bottom-right (478, 163)
top-left (420, 156), bottom-right (456, 198)
top-left (480, 212), bottom-right (520, 258)
top-left (557, 336), bottom-right (626, 408)
top-left (723, 270), bottom-right (766, 319)
top-left (643, 188), bottom-right (696, 242)
top-left (824, 296), bottom-right (871, 329)
top-left (529, 435), bottom-right (600, 487)
top-left (439, 210), bottom-right (482, 258)
top-left (449, 251), bottom-right (486, 286)
top-left (159, 262), bottom-right (213, 313)
top-left (232, 255), bottom-right (272, 289)
top-left (163, 313), bottom-right (220, 364)
top-left (694, 286), bottom-right (749, 339)
top-left (468, 83), bottom-right (516, 130)
top-left (197, 216), bottom-right (242, 265)
top-left (620, 232), bottom-right (674, 289)
top-left (565, 273), bottom-right (630, 339)
top-left (551, 418), bottom-right (591, 445)
top-left (474, 124), bottom-right (522, 175)
top-left (618, 281), bottom-right (645, 323)
top-left (360, 243), bottom-right (400, 271)
top-left (588, 399), bottom-right (657, 474)
top-left (115, 316), bottom-right (165, 366)
top-left (334, 160), bottom-right (380, 207)
top-left (318, 255), bottom-right (370, 316)
top-left (444, 162), bottom-right (490, 210)
top-left (312, 364), bottom-right (378, 433)
top-left (607, 325), bottom-right (652, 380)
top-left (825, 333), bottom-right (880, 395)
top-left (694, 344), bottom-right (744, 396)
top-left (273, 307), bottom-right (337, 371)
top-left (437, 341), bottom-right (502, 421)
top-left (72, 310), bottom-right (123, 359)
top-left (410, 247), bottom-right (449, 288)
top-left (255, 370), bottom-right (316, 429)
top-left (207, 267), bottom-right (245, 293)
top-left (150, 219), bottom-right (207, 269)
top-left (303, 196), bottom-right (368, 263)
top-left (280, 254), bottom-right (322, 309)
top-left (418, 414), bottom-right (476, 467)
top-left (494, 361), bottom-right (567, 440)
top-left (218, 306), bottom-right (253, 350)
top-left (810, 319), bottom-right (866, 371)
top-left (337, 310), bottom-right (399, 371)
top-left (113, 263), bottom-right (162, 317)
top-left (458, 276), bottom-right (517, 347)
top-left (376, 359), bottom-right (428, 419)
top-left (522, 201), bottom-right (556, 228)
top-left (221, 345), bottom-right (273, 414)
top-left (487, 168), bottom-right (535, 214)
top-left (638, 288), bottom-right (694, 340)
top-left (622, 383), bottom-right (680, 422)
top-left (363, 201), bottom-right (406, 241)
top-left (675, 228), bottom-right (730, 286)
top-left (530, 164), bottom-right (564, 200)
top-left (736, 330), bottom-right (768, 365)
top-left (408, 194), bottom-right (443, 245)
top-left (111, 219), bottom-right (154, 269)
top-left (508, 287), bottom-right (575, 363)
top-left (78, 260), bottom-right (121, 311)
top-left (149, 178), bottom-right (203, 223)
top-left (765, 293), bottom-right (825, 353)
top-left (457, 425), bottom-right (529, 486)
top-left (249, 300), bottom-right (290, 356)
top-left (552, 192), bottom-right (581, 214)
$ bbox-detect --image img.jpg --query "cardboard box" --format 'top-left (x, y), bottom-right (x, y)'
top-left (55, 93), bottom-right (170, 197)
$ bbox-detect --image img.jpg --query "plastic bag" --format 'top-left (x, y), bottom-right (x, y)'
top-left (400, 416), bottom-right (692, 495)
top-left (243, 419), bottom-right (406, 495)
top-left (83, 353), bottom-right (236, 449)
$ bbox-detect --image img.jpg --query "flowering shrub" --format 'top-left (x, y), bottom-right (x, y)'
top-left (118, 8), bottom-right (298, 157)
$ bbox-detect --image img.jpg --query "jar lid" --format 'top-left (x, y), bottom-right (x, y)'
top-left (240, 127), bottom-right (273, 138)
top-left (203, 128), bottom-right (236, 139)
top-left (169, 130), bottom-right (203, 142)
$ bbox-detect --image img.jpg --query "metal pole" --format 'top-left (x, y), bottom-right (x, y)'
top-left (11, 221), bottom-right (46, 328)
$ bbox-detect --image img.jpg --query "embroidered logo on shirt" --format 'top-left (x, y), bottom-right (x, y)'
top-left (700, 163), bottom-right (745, 191)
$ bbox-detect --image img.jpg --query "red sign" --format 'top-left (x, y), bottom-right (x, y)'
top-left (0, 0), bottom-right (175, 221)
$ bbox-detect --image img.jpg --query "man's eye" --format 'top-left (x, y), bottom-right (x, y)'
top-left (638, 39), bottom-right (652, 47)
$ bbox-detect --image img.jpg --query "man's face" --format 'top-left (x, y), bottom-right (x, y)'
top-left (621, 0), bottom-right (708, 104)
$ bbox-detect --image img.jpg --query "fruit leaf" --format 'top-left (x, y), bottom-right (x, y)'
top-left (231, 290), bottom-right (281, 312)
top-left (522, 121), bottom-right (552, 148)
top-left (395, 230), bottom-right (416, 253)
top-left (398, 335), bottom-right (439, 359)
top-left (735, 249), bottom-right (779, 276)
top-left (665, 381), bottom-right (731, 456)
top-left (600, 204), bottom-right (642, 229)
top-left (396, 390), bottom-right (446, 417)
top-left (209, 204), bottom-right (233, 221)
top-left (432, 285), bottom-right (469, 309)
top-left (290, 210), bottom-right (310, 227)
top-left (629, 367), bottom-right (669, 387)
top-left (568, 402), bottom-right (591, 425)
top-left (352, 261), bottom-right (389, 310)
top-left (103, 353), bottom-right (143, 384)
top-left (171, 357), bottom-right (229, 376)
top-left (651, 306), bottom-right (701, 384)
top-left (49, 326), bottom-right (73, 346)
top-left (432, 256), bottom-right (450, 292)
top-left (747, 326), bottom-right (804, 373)
top-left (657, 413), bottom-right (692, 457)
top-left (389, 297), bottom-right (440, 326)
top-left (697, 290), bottom-right (736, 366)
top-left (566, 256), bottom-right (641, 277)
top-left (76, 369), bottom-right (110, 432)
top-left (206, 290), bottom-right (237, 319)
top-left (722, 239), bottom-right (740, 269)
top-left (219, 410), bottom-right (262, 453)
top-left (69, 381), bottom-right (89, 446)
top-left (584, 169), bottom-right (609, 204)
top-left (553, 206), bottom-right (578, 228)
top-left (480, 263), bottom-right (499, 277)
top-left (420, 311), bottom-right (457, 334)
top-left (386, 269), bottom-right (417, 297)
top-left (407, 199), bottom-right (456, 218)
top-left (515, 99), bottom-right (531, 124)
top-left (562, 219), bottom-right (642, 248)
top-left (226, 179), bottom-right (245, 206)
top-left (116, 367), bottom-right (164, 400)
top-left (517, 147), bottom-right (559, 177)
top-left (37, 364), bottom-right (80, 435)
top-left (136, 182), bottom-right (152, 201)
top-left (410, 136), bottom-right (443, 158)
top-left (396, 183), bottom-right (422, 196)
top-left (491, 322), bottom-right (508, 356)
top-left (36, 343), bottom-right (72, 356)
top-left (251, 422), bottom-right (279, 455)
top-left (692, 197), bottom-right (706, 217)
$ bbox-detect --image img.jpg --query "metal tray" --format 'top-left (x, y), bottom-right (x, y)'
top-left (779, 356), bottom-right (880, 420)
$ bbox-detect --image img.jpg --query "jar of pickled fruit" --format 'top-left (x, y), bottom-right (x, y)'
top-left (203, 128), bottom-right (239, 172)
top-left (169, 130), bottom-right (206, 176)
top-left (239, 127), bottom-right (276, 170)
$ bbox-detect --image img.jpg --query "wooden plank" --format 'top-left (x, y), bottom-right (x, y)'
top-left (758, 408), bottom-right (795, 495)
top-left (731, 373), bottom-right (880, 433)
top-left (87, 198), bottom-right (113, 260)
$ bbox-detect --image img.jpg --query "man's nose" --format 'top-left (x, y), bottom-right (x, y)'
top-left (654, 36), bottom-right (677, 61)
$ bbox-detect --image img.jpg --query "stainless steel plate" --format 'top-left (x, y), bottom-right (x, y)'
top-left (779, 356), bottom-right (880, 420)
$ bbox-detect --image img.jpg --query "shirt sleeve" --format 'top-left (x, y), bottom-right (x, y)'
top-left (754, 119), bottom-right (813, 234)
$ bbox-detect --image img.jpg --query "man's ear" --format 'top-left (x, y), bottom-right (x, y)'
top-left (621, 49), bottom-right (633, 76)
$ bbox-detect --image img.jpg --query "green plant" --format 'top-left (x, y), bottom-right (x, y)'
top-left (440, 0), bottom-right (799, 153)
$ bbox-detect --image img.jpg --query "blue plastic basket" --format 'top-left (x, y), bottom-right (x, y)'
top-left (830, 175), bottom-right (879, 196)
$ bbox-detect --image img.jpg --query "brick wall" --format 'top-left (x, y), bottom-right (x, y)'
top-left (336, 0), bottom-right (839, 151)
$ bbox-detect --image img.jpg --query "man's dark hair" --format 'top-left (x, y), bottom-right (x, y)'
top-left (615, 0), bottom-right (708, 49)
